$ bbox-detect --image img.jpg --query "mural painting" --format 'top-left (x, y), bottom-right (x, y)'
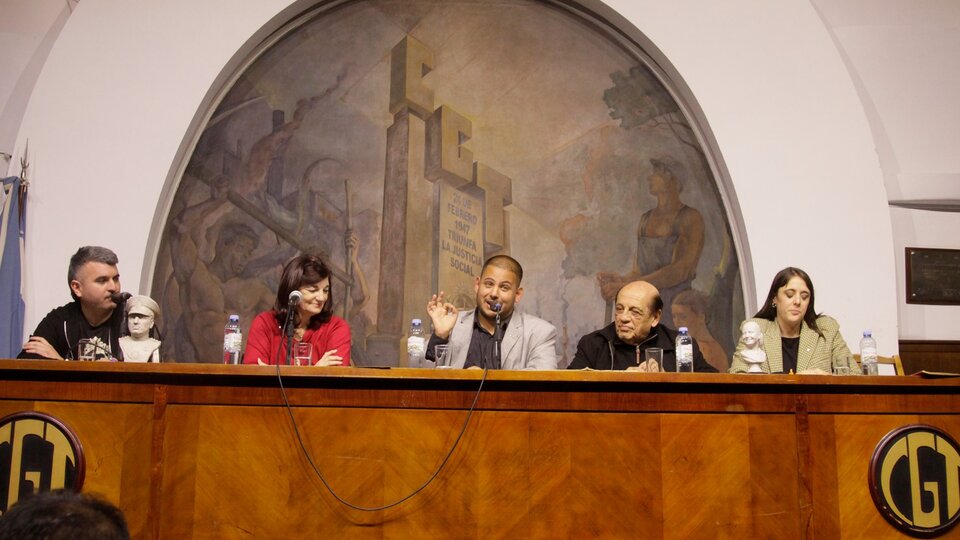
top-left (151, 0), bottom-right (743, 369)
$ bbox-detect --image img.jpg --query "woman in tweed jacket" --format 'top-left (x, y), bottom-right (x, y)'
top-left (729, 267), bottom-right (855, 374)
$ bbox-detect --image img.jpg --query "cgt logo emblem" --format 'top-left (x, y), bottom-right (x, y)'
top-left (870, 424), bottom-right (960, 537)
top-left (0, 412), bottom-right (85, 514)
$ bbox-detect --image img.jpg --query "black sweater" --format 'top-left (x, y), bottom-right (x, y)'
top-left (17, 300), bottom-right (124, 360)
top-left (568, 323), bottom-right (717, 372)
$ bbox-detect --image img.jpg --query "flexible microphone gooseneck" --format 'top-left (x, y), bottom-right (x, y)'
top-left (281, 290), bottom-right (303, 365)
top-left (491, 302), bottom-right (504, 370)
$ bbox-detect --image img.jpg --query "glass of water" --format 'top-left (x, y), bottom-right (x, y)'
top-left (833, 355), bottom-right (852, 376)
top-left (77, 339), bottom-right (97, 361)
top-left (293, 342), bottom-right (313, 366)
top-left (643, 347), bottom-right (663, 372)
top-left (435, 344), bottom-right (453, 369)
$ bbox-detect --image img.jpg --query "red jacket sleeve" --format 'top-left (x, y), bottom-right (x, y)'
top-left (312, 316), bottom-right (352, 366)
top-left (243, 311), bottom-right (279, 364)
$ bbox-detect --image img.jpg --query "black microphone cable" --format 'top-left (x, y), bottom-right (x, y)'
top-left (274, 361), bottom-right (488, 511)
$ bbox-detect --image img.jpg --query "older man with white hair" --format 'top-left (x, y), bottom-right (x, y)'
top-left (569, 280), bottom-right (716, 372)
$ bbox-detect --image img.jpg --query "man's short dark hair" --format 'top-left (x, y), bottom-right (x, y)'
top-left (0, 490), bottom-right (130, 540)
top-left (67, 246), bottom-right (118, 300)
top-left (481, 255), bottom-right (523, 285)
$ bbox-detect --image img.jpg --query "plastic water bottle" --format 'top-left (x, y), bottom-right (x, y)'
top-left (860, 330), bottom-right (878, 375)
top-left (676, 326), bottom-right (693, 372)
top-left (407, 319), bottom-right (426, 368)
top-left (223, 314), bottom-right (242, 364)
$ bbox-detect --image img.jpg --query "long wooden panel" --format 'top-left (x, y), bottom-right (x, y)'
top-left (0, 399), bottom-right (154, 537)
top-left (899, 339), bottom-right (960, 374)
top-left (1, 361), bottom-right (958, 538)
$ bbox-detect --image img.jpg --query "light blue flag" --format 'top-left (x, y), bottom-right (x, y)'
top-left (0, 176), bottom-right (27, 358)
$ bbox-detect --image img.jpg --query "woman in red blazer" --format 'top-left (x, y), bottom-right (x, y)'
top-left (242, 254), bottom-right (351, 366)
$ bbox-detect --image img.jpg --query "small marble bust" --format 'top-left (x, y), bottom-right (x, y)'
top-left (120, 295), bottom-right (161, 363)
top-left (739, 320), bottom-right (766, 373)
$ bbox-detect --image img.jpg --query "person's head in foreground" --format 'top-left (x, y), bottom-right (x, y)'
top-left (0, 489), bottom-right (130, 540)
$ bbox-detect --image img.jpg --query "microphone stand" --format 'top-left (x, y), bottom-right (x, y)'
top-left (492, 311), bottom-right (503, 370)
top-left (282, 308), bottom-right (296, 366)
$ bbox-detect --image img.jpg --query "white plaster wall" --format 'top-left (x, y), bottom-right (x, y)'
top-left (12, 0), bottom-right (900, 355)
top-left (891, 208), bottom-right (960, 339)
top-left (0, 0), bottom-right (70, 158)
top-left (10, 0), bottom-right (293, 338)
top-left (606, 0), bottom-right (898, 353)
top-left (812, 0), bottom-right (960, 340)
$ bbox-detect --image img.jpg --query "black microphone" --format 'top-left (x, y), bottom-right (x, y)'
top-left (491, 301), bottom-right (504, 369)
top-left (111, 292), bottom-right (132, 304)
top-left (281, 290), bottom-right (303, 366)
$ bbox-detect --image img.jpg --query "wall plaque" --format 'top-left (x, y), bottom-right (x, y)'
top-left (906, 248), bottom-right (960, 305)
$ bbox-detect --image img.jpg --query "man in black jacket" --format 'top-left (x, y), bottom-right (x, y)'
top-left (18, 246), bottom-right (125, 360)
top-left (568, 280), bottom-right (716, 372)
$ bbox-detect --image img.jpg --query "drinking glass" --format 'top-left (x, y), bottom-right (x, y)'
top-left (833, 355), bottom-right (852, 376)
top-left (293, 342), bottom-right (313, 366)
top-left (435, 344), bottom-right (453, 369)
top-left (643, 347), bottom-right (663, 372)
top-left (77, 339), bottom-right (97, 361)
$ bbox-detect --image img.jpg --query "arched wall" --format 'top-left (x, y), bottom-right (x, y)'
top-left (11, 0), bottom-right (898, 355)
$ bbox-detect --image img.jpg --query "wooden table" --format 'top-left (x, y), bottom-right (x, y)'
top-left (1, 360), bottom-right (957, 539)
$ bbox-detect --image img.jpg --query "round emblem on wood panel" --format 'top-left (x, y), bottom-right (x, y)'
top-left (869, 424), bottom-right (960, 538)
top-left (0, 412), bottom-right (85, 513)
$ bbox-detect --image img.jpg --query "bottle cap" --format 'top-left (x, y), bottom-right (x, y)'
top-left (412, 318), bottom-right (422, 326)
top-left (863, 329), bottom-right (872, 337)
top-left (679, 326), bottom-right (688, 333)
top-left (229, 314), bottom-right (239, 322)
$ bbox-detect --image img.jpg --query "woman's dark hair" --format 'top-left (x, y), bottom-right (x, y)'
top-left (274, 254), bottom-right (333, 329)
top-left (754, 266), bottom-right (821, 335)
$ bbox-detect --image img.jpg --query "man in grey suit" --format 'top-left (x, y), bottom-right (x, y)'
top-left (424, 255), bottom-right (558, 370)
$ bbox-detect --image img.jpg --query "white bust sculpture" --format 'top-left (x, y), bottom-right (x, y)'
top-left (120, 295), bottom-right (161, 363)
top-left (739, 320), bottom-right (766, 373)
